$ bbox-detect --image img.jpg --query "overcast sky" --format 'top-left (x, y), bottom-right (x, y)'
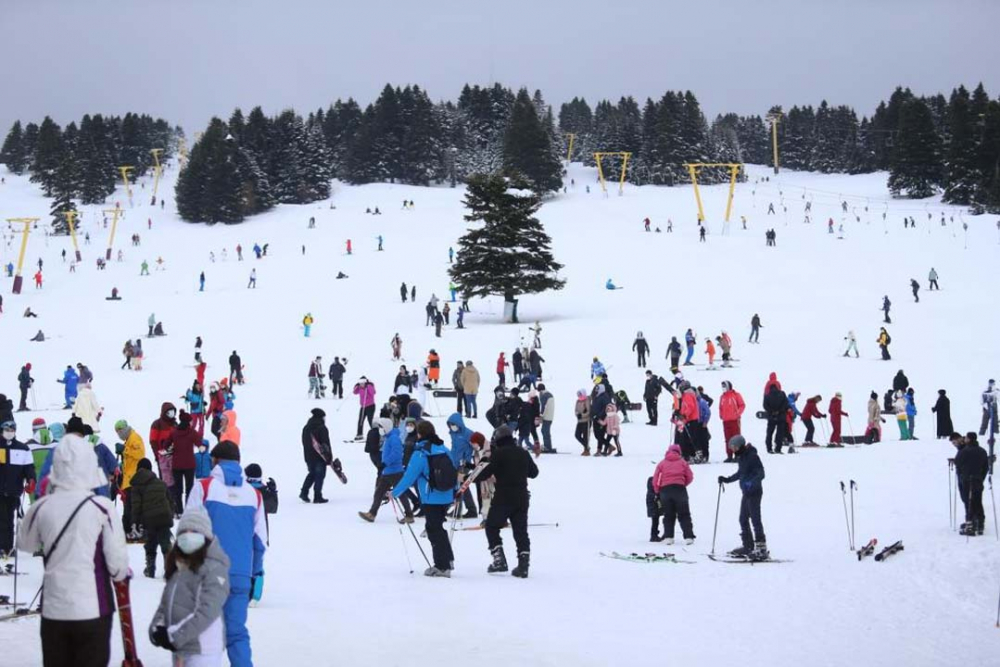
top-left (2, 0), bottom-right (998, 134)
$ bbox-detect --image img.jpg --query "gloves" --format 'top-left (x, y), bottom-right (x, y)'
top-left (151, 626), bottom-right (175, 651)
top-left (24, 479), bottom-right (36, 496)
top-left (115, 442), bottom-right (125, 455)
top-left (717, 476), bottom-right (726, 484)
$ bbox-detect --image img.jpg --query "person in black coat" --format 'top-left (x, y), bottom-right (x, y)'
top-left (512, 349), bottom-right (524, 383)
top-left (460, 425), bottom-right (538, 578)
top-left (300, 408), bottom-right (331, 504)
top-left (503, 389), bottom-right (525, 430)
top-left (954, 432), bottom-right (989, 535)
top-left (763, 385), bottom-right (790, 454)
top-left (229, 350), bottom-right (244, 385)
top-left (0, 421), bottom-right (35, 555)
top-left (328, 357), bottom-right (347, 398)
top-left (590, 385), bottom-right (612, 451)
top-left (400, 282), bottom-right (408, 303)
top-left (633, 332), bottom-right (650, 367)
top-left (17, 364), bottom-right (33, 411)
top-left (0, 395), bottom-right (13, 424)
top-left (528, 349), bottom-right (544, 380)
top-left (646, 476), bottom-right (663, 542)
top-left (718, 435), bottom-right (767, 558)
top-left (667, 337), bottom-right (682, 368)
top-left (932, 390), bottom-right (953, 439)
top-left (643, 371), bottom-right (662, 425)
top-left (892, 370), bottom-right (909, 394)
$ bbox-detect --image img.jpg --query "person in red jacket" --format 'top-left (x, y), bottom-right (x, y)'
top-left (149, 401), bottom-right (178, 507)
top-left (169, 410), bottom-right (200, 512)
top-left (677, 383), bottom-right (701, 461)
top-left (651, 444), bottom-right (695, 545)
top-left (763, 372), bottom-right (781, 396)
top-left (208, 382), bottom-right (226, 439)
top-left (801, 395), bottom-right (826, 445)
top-left (496, 352), bottom-right (508, 387)
top-left (719, 381), bottom-right (746, 461)
top-left (829, 393), bottom-right (848, 445)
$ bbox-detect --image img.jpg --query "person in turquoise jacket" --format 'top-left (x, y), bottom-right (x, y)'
top-left (392, 421), bottom-right (455, 577)
top-left (447, 413), bottom-right (477, 518)
top-left (57, 366), bottom-right (80, 409)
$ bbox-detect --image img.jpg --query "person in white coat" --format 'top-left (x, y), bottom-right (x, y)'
top-left (71, 383), bottom-right (103, 433)
top-left (18, 434), bottom-right (129, 667)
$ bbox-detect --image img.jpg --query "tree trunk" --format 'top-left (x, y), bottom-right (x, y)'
top-left (504, 291), bottom-right (519, 323)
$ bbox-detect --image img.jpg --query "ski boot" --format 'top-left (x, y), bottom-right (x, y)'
top-left (512, 551), bottom-right (530, 578)
top-left (358, 511), bottom-right (375, 523)
top-left (727, 545), bottom-right (752, 559)
top-left (685, 537), bottom-right (695, 546)
top-left (751, 541), bottom-right (769, 561)
top-left (423, 566), bottom-right (451, 578)
top-left (398, 515), bottom-right (414, 524)
top-left (977, 520), bottom-right (985, 536)
top-left (143, 555), bottom-right (156, 579)
top-left (488, 546), bottom-right (508, 573)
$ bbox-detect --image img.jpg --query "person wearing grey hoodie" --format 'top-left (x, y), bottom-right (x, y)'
top-left (149, 506), bottom-right (231, 666)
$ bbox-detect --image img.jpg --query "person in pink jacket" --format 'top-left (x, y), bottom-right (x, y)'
top-left (352, 377), bottom-right (377, 440)
top-left (651, 444), bottom-right (695, 544)
top-left (599, 403), bottom-right (622, 457)
top-left (719, 381), bottom-right (746, 462)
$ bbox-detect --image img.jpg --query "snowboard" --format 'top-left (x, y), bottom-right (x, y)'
top-left (113, 579), bottom-right (144, 667)
top-left (600, 551), bottom-right (696, 564)
top-left (432, 389), bottom-right (458, 398)
top-left (840, 435), bottom-right (866, 445)
top-left (330, 458), bottom-right (348, 484)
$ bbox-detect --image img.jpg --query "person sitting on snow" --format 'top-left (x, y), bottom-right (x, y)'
top-left (606, 278), bottom-right (618, 290)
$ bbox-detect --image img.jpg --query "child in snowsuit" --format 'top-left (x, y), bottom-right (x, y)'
top-left (646, 476), bottom-right (663, 542)
top-left (600, 403), bottom-right (622, 456)
top-left (130, 458), bottom-right (175, 577)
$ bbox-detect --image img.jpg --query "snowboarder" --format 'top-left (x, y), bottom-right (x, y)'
top-left (459, 424), bottom-right (538, 578)
top-left (910, 279), bottom-right (920, 303)
top-left (633, 331), bottom-right (650, 367)
top-left (749, 314), bottom-right (761, 343)
top-left (718, 435), bottom-right (767, 559)
top-left (877, 328), bottom-right (891, 361)
top-left (928, 267), bottom-right (939, 290)
top-left (882, 296), bottom-right (891, 323)
top-left (932, 389), bottom-right (953, 439)
top-left (651, 444), bottom-right (695, 545)
top-left (843, 330), bottom-right (859, 357)
top-left (300, 409), bottom-right (332, 504)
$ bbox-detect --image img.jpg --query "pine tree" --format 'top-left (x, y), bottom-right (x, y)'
top-left (21, 123), bottom-right (39, 162)
top-left (176, 118), bottom-right (262, 223)
top-left (888, 98), bottom-right (942, 198)
top-left (448, 172), bottom-right (565, 322)
top-left (942, 86), bottom-right (978, 204)
top-left (503, 88), bottom-right (562, 193)
top-left (30, 117), bottom-right (64, 196)
top-left (0, 121), bottom-right (27, 174)
top-left (77, 114), bottom-right (117, 204)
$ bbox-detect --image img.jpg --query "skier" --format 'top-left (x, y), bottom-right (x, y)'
top-left (346, 239), bottom-right (352, 255)
top-left (353, 377), bottom-right (377, 440)
top-left (458, 424), bottom-right (538, 578)
top-left (749, 314), bottom-right (761, 343)
top-left (717, 331), bottom-right (733, 367)
top-left (882, 296), bottom-right (891, 324)
top-left (699, 226), bottom-right (706, 242)
top-left (391, 334), bottom-right (403, 361)
top-left (932, 389), bottom-right (953, 439)
top-left (954, 432), bottom-right (989, 536)
top-left (427, 350), bottom-right (441, 386)
top-left (910, 279), bottom-right (920, 303)
top-left (17, 434), bottom-right (128, 666)
top-left (447, 413), bottom-right (477, 517)
top-left (358, 419), bottom-right (412, 522)
top-left (392, 421), bottom-right (456, 577)
top-left (828, 393), bottom-right (848, 446)
top-left (843, 330), bottom-right (859, 357)
top-left (328, 357), bottom-right (347, 399)
top-left (651, 444), bottom-right (695, 545)
top-left (667, 336), bottom-right (682, 369)
top-left (0, 420), bottom-right (34, 555)
top-left (590, 357), bottom-right (606, 379)
top-left (302, 313), bottom-right (314, 338)
top-left (719, 381), bottom-right (745, 461)
top-left (877, 328), bottom-right (891, 361)
top-left (633, 331), bottom-right (650, 367)
top-left (718, 435), bottom-right (767, 559)
top-left (683, 329), bottom-right (696, 365)
top-left (57, 364), bottom-right (80, 409)
top-left (247, 268), bottom-right (256, 289)
top-left (980, 379), bottom-right (998, 437)
top-left (605, 278), bottom-right (618, 290)
top-left (801, 395), bottom-right (825, 445)
top-left (17, 363), bottom-right (33, 411)
top-left (400, 282), bottom-right (408, 303)
top-left (186, 441), bottom-right (267, 667)
top-left (763, 384), bottom-right (789, 454)
top-left (928, 267), bottom-right (939, 290)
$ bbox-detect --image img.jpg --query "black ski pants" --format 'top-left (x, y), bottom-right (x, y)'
top-left (301, 461), bottom-right (327, 498)
top-left (331, 380), bottom-right (343, 398)
top-left (0, 494), bottom-right (18, 554)
top-left (574, 422), bottom-right (589, 450)
top-left (422, 504), bottom-right (454, 570)
top-left (659, 485), bottom-right (694, 539)
top-left (637, 351), bottom-right (646, 367)
top-left (965, 478), bottom-right (985, 526)
top-left (41, 615), bottom-right (113, 667)
top-left (485, 493), bottom-right (530, 554)
top-left (143, 525), bottom-right (173, 565)
top-left (765, 417), bottom-right (789, 452)
top-left (356, 405), bottom-right (375, 437)
top-left (645, 398), bottom-right (658, 425)
top-left (173, 468), bottom-right (195, 511)
top-left (803, 417), bottom-right (815, 443)
top-left (455, 389), bottom-right (465, 414)
top-left (592, 420), bottom-right (608, 451)
top-left (739, 490), bottom-right (765, 547)
top-left (369, 472), bottom-right (411, 517)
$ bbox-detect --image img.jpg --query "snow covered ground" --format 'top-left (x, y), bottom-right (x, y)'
top-left (1, 160), bottom-right (998, 666)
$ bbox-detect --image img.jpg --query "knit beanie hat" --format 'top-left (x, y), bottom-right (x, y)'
top-left (177, 506), bottom-right (214, 538)
top-left (244, 463), bottom-right (262, 480)
top-left (32, 417), bottom-right (47, 432)
top-left (211, 441), bottom-right (241, 462)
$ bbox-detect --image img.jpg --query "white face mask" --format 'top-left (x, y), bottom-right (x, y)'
top-left (449, 425), bottom-right (459, 432)
top-left (177, 532), bottom-right (207, 555)
top-left (2, 430), bottom-right (14, 441)
top-left (167, 410), bottom-right (177, 419)
top-left (406, 426), bottom-right (415, 434)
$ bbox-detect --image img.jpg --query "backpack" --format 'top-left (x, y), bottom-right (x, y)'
top-left (426, 451), bottom-right (457, 492)
top-left (884, 333), bottom-right (891, 345)
top-left (261, 477), bottom-right (279, 515)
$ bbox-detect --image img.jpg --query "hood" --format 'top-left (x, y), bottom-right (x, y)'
top-left (49, 434), bottom-right (108, 492)
top-left (377, 418), bottom-right (394, 435)
top-left (130, 467), bottom-right (157, 486)
top-left (447, 413), bottom-right (469, 432)
top-left (222, 410), bottom-right (238, 427)
top-left (160, 402), bottom-right (177, 419)
top-left (212, 459), bottom-right (244, 487)
top-left (606, 403), bottom-right (618, 413)
top-left (665, 444), bottom-right (682, 460)
top-left (768, 372), bottom-right (777, 382)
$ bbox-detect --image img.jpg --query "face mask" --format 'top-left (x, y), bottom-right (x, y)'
top-left (167, 410), bottom-right (177, 419)
top-left (449, 425), bottom-right (459, 432)
top-left (177, 532), bottom-right (207, 555)
top-left (406, 426), bottom-right (415, 433)
top-left (2, 430), bottom-right (14, 441)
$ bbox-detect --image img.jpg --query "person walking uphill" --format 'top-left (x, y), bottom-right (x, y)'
top-left (718, 435), bottom-right (767, 559)
top-left (651, 444), bottom-right (695, 545)
top-left (353, 377), bottom-right (377, 440)
top-left (148, 506), bottom-right (231, 666)
top-left (392, 421), bottom-right (456, 577)
top-left (186, 441), bottom-right (267, 667)
top-left (459, 424), bottom-right (539, 578)
top-left (17, 435), bottom-right (129, 667)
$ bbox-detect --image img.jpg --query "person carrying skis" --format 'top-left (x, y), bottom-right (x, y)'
top-left (17, 435), bottom-right (129, 666)
top-left (749, 314), bottom-right (761, 343)
top-left (719, 381), bottom-right (745, 461)
top-left (718, 435), bottom-right (767, 559)
top-left (801, 396), bottom-right (825, 446)
top-left (667, 337), bottom-right (682, 368)
top-left (633, 332), bottom-right (650, 367)
top-left (393, 421), bottom-right (456, 577)
top-left (843, 331), bottom-right (859, 357)
top-left (651, 444), bottom-right (695, 545)
top-left (459, 424), bottom-right (538, 578)
top-left (683, 329), bottom-right (696, 365)
top-left (877, 328), bottom-right (891, 360)
top-left (954, 432), bottom-right (989, 536)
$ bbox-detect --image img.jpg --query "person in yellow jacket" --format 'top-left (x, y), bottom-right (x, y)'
top-left (115, 419), bottom-right (147, 538)
top-left (303, 313), bottom-right (314, 338)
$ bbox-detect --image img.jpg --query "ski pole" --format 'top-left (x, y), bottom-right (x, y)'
top-left (850, 480), bottom-right (858, 551)
top-left (448, 494), bottom-right (462, 544)
top-left (394, 498), bottom-right (431, 567)
top-left (388, 496), bottom-right (415, 574)
top-left (847, 416), bottom-right (857, 444)
top-left (711, 482), bottom-right (724, 556)
top-left (990, 475), bottom-right (998, 542)
top-left (948, 461), bottom-right (954, 529)
top-left (840, 481), bottom-right (852, 550)
top-left (819, 418), bottom-right (829, 445)
top-left (996, 578), bottom-right (1000, 628)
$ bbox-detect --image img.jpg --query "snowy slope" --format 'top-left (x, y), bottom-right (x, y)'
top-left (1, 161), bottom-right (999, 666)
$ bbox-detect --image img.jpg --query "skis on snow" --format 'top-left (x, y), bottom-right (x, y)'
top-left (873, 540), bottom-right (904, 562)
top-left (707, 554), bottom-right (792, 564)
top-left (600, 551), bottom-right (696, 564)
top-left (856, 538), bottom-right (877, 560)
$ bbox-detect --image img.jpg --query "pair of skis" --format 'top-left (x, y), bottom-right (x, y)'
top-left (856, 538), bottom-right (903, 561)
top-left (600, 551), bottom-right (696, 564)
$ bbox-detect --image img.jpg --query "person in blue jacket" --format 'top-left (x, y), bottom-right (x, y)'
top-left (187, 441), bottom-right (267, 667)
top-left (605, 278), bottom-right (617, 290)
top-left (447, 413), bottom-right (477, 518)
top-left (718, 435), bottom-right (767, 559)
top-left (38, 416), bottom-right (117, 497)
top-left (358, 420), bottom-right (413, 522)
top-left (684, 329), bottom-right (696, 365)
top-left (57, 365), bottom-right (80, 409)
top-left (590, 357), bottom-right (606, 379)
top-left (392, 420), bottom-right (455, 577)
top-left (905, 387), bottom-right (918, 439)
top-left (194, 439), bottom-right (212, 479)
